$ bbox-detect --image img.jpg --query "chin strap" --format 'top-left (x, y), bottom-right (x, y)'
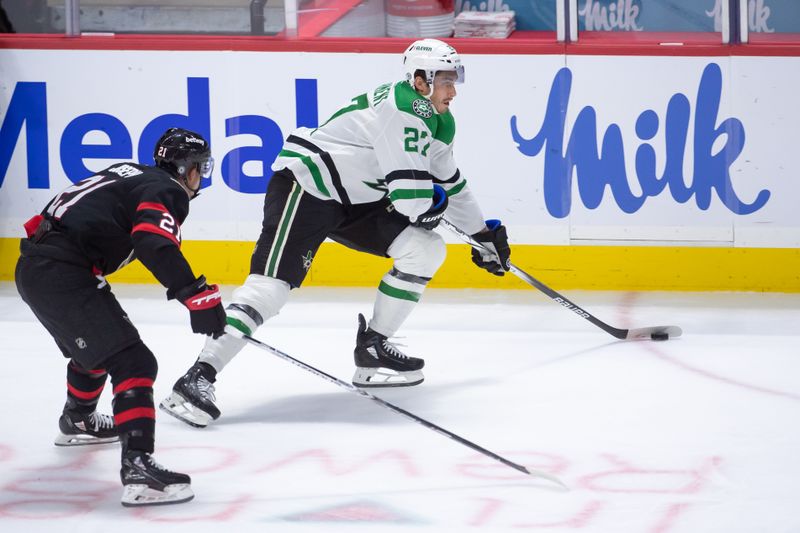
top-left (185, 180), bottom-right (201, 200)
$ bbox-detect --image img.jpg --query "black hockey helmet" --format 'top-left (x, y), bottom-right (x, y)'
top-left (153, 127), bottom-right (214, 197)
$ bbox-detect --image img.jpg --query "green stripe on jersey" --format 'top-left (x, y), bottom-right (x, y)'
top-left (446, 179), bottom-right (467, 196)
top-left (378, 280), bottom-right (421, 302)
top-left (278, 149), bottom-right (331, 198)
top-left (318, 93), bottom-right (370, 129)
top-left (389, 188), bottom-right (434, 202)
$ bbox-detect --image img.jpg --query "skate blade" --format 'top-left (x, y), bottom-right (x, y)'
top-left (121, 483), bottom-right (194, 507)
top-left (54, 433), bottom-right (119, 447)
top-left (159, 392), bottom-right (212, 428)
top-left (352, 368), bottom-right (424, 388)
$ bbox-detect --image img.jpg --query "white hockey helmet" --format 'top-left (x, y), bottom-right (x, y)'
top-left (403, 39), bottom-right (465, 89)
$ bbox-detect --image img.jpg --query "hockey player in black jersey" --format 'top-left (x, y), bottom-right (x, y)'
top-left (15, 127), bottom-right (226, 507)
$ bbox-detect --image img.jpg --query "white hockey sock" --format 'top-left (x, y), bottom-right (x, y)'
top-left (370, 270), bottom-right (426, 337)
top-left (369, 227), bottom-right (445, 337)
top-left (197, 333), bottom-right (247, 374)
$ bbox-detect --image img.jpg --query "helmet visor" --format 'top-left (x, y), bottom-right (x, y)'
top-left (198, 156), bottom-right (215, 179)
top-left (454, 65), bottom-right (465, 84)
top-left (433, 67), bottom-right (465, 88)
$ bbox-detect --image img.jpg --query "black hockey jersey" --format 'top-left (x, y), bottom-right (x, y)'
top-left (29, 162), bottom-right (197, 294)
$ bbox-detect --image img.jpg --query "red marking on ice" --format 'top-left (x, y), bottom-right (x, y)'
top-left (283, 500), bottom-right (411, 523)
top-left (652, 352), bottom-right (800, 401)
top-left (0, 499), bottom-right (93, 519)
top-left (5, 476), bottom-right (116, 498)
top-left (468, 497), bottom-right (605, 528)
top-left (0, 443), bottom-right (14, 462)
top-left (132, 495), bottom-right (253, 522)
top-left (255, 449), bottom-right (421, 477)
top-left (158, 445), bottom-right (242, 474)
top-left (457, 451), bottom-right (569, 480)
top-left (20, 449), bottom-right (98, 472)
top-left (617, 292), bottom-right (800, 402)
top-left (515, 500), bottom-right (605, 528)
top-left (649, 502), bottom-right (692, 533)
top-left (578, 454), bottom-right (721, 494)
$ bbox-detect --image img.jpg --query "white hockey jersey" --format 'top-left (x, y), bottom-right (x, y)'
top-left (272, 80), bottom-right (486, 235)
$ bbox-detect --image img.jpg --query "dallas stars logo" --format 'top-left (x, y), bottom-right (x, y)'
top-left (363, 178), bottom-right (388, 194)
top-left (412, 99), bottom-right (433, 119)
top-left (301, 250), bottom-right (314, 271)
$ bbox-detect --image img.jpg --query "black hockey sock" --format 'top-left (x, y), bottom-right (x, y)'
top-left (65, 360), bottom-right (108, 414)
top-left (113, 387), bottom-right (156, 454)
top-left (105, 342), bottom-right (159, 454)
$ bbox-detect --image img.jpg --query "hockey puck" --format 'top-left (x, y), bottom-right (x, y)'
top-left (650, 332), bottom-right (669, 341)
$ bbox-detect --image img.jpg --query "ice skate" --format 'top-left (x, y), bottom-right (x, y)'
top-left (54, 409), bottom-right (119, 446)
top-left (120, 450), bottom-right (193, 506)
top-left (353, 313), bottom-right (425, 387)
top-left (160, 362), bottom-right (220, 428)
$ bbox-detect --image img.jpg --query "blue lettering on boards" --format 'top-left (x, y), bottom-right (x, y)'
top-left (0, 77), bottom-right (320, 193)
top-left (510, 63), bottom-right (770, 217)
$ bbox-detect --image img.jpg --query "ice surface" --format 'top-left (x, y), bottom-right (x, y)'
top-left (0, 282), bottom-right (798, 532)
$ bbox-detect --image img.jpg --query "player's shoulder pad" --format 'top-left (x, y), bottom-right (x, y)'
top-left (393, 81), bottom-right (455, 145)
top-left (434, 109), bottom-right (455, 145)
top-left (394, 81), bottom-right (437, 129)
top-left (137, 166), bottom-right (191, 219)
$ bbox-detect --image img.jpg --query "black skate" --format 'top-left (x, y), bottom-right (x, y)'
top-left (120, 450), bottom-right (193, 506)
top-left (54, 409), bottom-right (119, 446)
top-left (353, 313), bottom-right (425, 388)
top-left (160, 363), bottom-right (220, 428)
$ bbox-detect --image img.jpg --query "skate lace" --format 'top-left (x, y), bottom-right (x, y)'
top-left (89, 411), bottom-right (115, 431)
top-left (144, 454), bottom-right (175, 474)
top-left (197, 376), bottom-right (217, 402)
top-left (381, 339), bottom-right (411, 360)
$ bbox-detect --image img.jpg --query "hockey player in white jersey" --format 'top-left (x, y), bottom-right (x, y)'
top-left (161, 39), bottom-right (511, 428)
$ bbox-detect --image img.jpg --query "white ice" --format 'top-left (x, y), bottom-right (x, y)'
top-left (0, 281), bottom-right (798, 532)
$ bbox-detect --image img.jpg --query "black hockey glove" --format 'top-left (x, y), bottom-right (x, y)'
top-left (471, 220), bottom-right (511, 276)
top-left (174, 276), bottom-right (226, 338)
top-left (411, 184), bottom-right (448, 230)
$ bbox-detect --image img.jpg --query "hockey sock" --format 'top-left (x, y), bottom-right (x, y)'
top-left (370, 267), bottom-right (430, 337)
top-left (105, 342), bottom-right (158, 454)
top-left (198, 274), bottom-right (290, 372)
top-left (370, 227), bottom-right (445, 336)
top-left (65, 360), bottom-right (108, 414)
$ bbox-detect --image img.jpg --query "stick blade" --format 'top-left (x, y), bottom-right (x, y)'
top-left (626, 325), bottom-right (683, 340)
top-left (523, 466), bottom-right (570, 490)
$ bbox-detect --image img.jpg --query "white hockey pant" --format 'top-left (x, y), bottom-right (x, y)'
top-left (198, 274), bottom-right (290, 372)
top-left (369, 226), bottom-right (446, 337)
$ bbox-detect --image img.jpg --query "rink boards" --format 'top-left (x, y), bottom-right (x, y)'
top-left (0, 40), bottom-right (798, 291)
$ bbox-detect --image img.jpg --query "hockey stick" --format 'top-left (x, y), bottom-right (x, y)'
top-left (441, 219), bottom-right (682, 341)
top-left (241, 333), bottom-right (567, 489)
